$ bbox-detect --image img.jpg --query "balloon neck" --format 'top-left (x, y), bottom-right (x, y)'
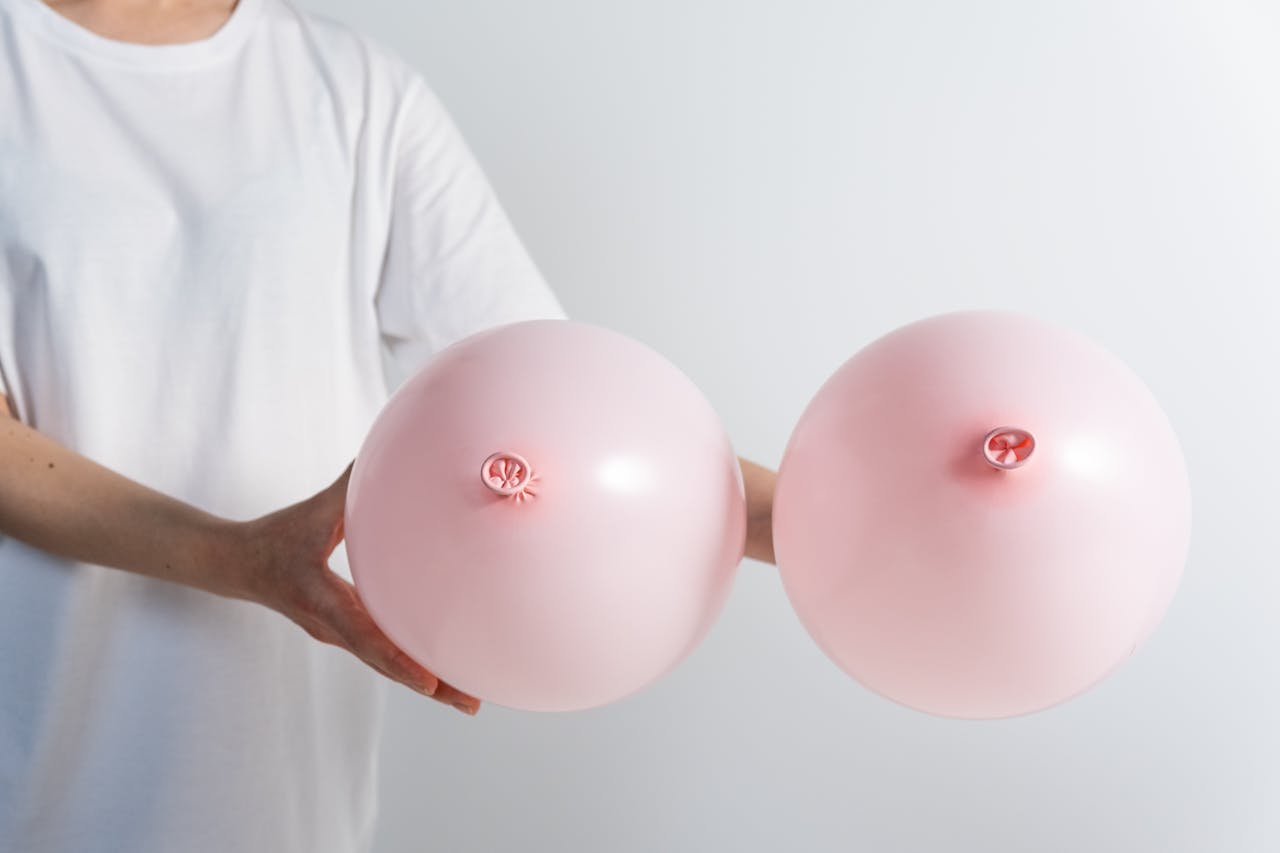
top-left (482, 452), bottom-right (539, 501)
top-left (983, 427), bottom-right (1035, 470)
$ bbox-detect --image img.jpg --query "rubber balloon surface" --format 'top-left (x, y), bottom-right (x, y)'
top-left (773, 311), bottom-right (1191, 719)
top-left (345, 320), bottom-right (746, 712)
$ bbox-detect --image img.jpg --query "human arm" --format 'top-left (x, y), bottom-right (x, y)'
top-left (0, 392), bottom-right (480, 714)
top-left (738, 457), bottom-right (776, 564)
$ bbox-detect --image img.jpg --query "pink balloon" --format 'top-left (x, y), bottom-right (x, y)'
top-left (345, 320), bottom-right (746, 712)
top-left (773, 311), bottom-right (1192, 719)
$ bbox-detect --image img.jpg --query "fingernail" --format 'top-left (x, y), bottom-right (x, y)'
top-left (420, 677), bottom-right (439, 696)
top-left (452, 701), bottom-right (477, 715)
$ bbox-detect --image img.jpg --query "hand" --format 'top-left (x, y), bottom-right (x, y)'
top-left (236, 462), bottom-right (481, 716)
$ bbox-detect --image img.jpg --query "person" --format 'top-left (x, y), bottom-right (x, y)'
top-left (0, 0), bottom-right (778, 850)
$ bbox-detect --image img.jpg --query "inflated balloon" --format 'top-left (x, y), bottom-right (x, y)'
top-left (345, 319), bottom-right (746, 712)
top-left (773, 311), bottom-right (1191, 719)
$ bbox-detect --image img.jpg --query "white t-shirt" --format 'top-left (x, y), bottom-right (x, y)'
top-left (0, 0), bottom-right (565, 849)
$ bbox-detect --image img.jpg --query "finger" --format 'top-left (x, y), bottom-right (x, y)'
top-left (347, 635), bottom-right (439, 698)
top-left (326, 460), bottom-right (354, 503)
top-left (302, 603), bottom-right (480, 714)
top-left (292, 612), bottom-right (344, 648)
top-left (305, 558), bottom-right (485, 715)
top-left (298, 461), bottom-right (352, 523)
top-left (315, 462), bottom-right (354, 555)
top-left (330, 576), bottom-right (456, 697)
top-left (304, 573), bottom-right (439, 695)
top-left (336, 589), bottom-right (481, 714)
top-left (292, 616), bottom-right (425, 699)
top-left (352, 646), bottom-right (479, 715)
top-left (424, 678), bottom-right (482, 715)
top-left (348, 621), bottom-right (440, 697)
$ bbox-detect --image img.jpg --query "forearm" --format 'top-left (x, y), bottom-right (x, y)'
top-left (0, 396), bottom-right (472, 707)
top-left (738, 457), bottom-right (776, 564)
top-left (0, 413), bottom-right (247, 598)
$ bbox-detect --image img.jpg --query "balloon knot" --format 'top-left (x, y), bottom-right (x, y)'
top-left (482, 452), bottom-right (538, 501)
top-left (982, 427), bottom-right (1035, 470)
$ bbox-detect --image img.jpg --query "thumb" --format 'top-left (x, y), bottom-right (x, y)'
top-left (311, 460), bottom-right (354, 554)
top-left (320, 460), bottom-right (353, 509)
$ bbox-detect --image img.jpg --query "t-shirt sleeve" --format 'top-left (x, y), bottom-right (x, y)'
top-left (373, 74), bottom-right (567, 388)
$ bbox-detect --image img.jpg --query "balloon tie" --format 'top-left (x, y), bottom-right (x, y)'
top-left (982, 427), bottom-right (1035, 470)
top-left (482, 452), bottom-right (539, 501)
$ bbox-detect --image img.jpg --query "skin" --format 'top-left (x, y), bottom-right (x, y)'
top-left (9, 0), bottom-right (781, 722)
top-left (41, 0), bottom-right (242, 44)
top-left (0, 392), bottom-right (776, 716)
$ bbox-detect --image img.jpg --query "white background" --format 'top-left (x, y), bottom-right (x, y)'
top-left (304, 2), bottom-right (1277, 850)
